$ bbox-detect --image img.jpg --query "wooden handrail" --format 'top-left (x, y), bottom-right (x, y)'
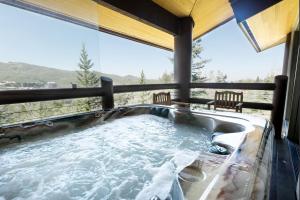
top-left (113, 83), bottom-right (179, 93)
top-left (190, 82), bottom-right (276, 90)
top-left (0, 82), bottom-right (274, 105)
top-left (0, 88), bottom-right (106, 105)
top-left (0, 83), bottom-right (179, 105)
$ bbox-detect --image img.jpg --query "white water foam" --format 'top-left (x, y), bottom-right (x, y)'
top-left (0, 114), bottom-right (210, 200)
top-left (136, 150), bottom-right (198, 200)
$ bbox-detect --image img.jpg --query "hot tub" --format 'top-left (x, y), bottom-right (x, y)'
top-left (0, 105), bottom-right (273, 200)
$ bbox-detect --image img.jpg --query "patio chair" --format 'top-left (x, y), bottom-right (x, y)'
top-left (153, 92), bottom-right (189, 107)
top-left (153, 92), bottom-right (172, 105)
top-left (207, 91), bottom-right (243, 113)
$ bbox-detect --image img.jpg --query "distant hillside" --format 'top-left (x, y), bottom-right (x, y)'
top-left (0, 62), bottom-right (159, 87)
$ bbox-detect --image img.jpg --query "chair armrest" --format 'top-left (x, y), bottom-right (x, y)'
top-left (236, 103), bottom-right (243, 108)
top-left (207, 101), bottom-right (215, 105)
top-left (207, 100), bottom-right (215, 110)
top-left (171, 101), bottom-right (190, 106)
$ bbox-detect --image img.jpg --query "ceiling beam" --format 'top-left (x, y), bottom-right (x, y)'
top-left (94, 0), bottom-right (179, 35)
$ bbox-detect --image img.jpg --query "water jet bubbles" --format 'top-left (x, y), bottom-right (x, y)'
top-left (0, 114), bottom-right (210, 199)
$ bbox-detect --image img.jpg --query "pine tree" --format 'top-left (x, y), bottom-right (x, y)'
top-left (0, 105), bottom-right (10, 125)
top-left (139, 70), bottom-right (146, 85)
top-left (115, 93), bottom-right (131, 106)
top-left (255, 76), bottom-right (260, 83)
top-left (261, 73), bottom-right (275, 102)
top-left (76, 45), bottom-right (100, 111)
top-left (215, 71), bottom-right (227, 83)
top-left (159, 71), bottom-right (173, 83)
top-left (77, 45), bottom-right (99, 87)
top-left (264, 72), bottom-right (275, 83)
top-left (192, 39), bottom-right (210, 83)
top-left (190, 39), bottom-right (210, 100)
top-left (139, 70), bottom-right (149, 104)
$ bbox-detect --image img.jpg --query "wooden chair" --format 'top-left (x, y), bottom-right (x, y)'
top-left (207, 91), bottom-right (243, 113)
top-left (153, 92), bottom-right (172, 105)
top-left (153, 92), bottom-right (189, 107)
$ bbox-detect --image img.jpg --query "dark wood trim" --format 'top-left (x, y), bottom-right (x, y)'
top-left (0, 88), bottom-right (105, 105)
top-left (93, 0), bottom-right (179, 35)
top-left (113, 84), bottom-right (179, 93)
top-left (189, 82), bottom-right (276, 90)
top-left (189, 98), bottom-right (273, 110)
top-left (0, 0), bottom-right (173, 51)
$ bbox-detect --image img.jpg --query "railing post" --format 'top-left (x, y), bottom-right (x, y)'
top-left (271, 75), bottom-right (288, 138)
top-left (101, 76), bottom-right (114, 110)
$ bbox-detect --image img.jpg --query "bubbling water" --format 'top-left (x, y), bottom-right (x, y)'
top-left (0, 114), bottom-right (210, 200)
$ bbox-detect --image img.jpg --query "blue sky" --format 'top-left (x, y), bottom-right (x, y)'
top-left (0, 3), bottom-right (284, 81)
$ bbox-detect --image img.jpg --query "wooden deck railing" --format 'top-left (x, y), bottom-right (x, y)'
top-left (0, 75), bottom-right (287, 137)
top-left (113, 83), bottom-right (179, 93)
top-left (0, 82), bottom-right (275, 110)
top-left (0, 87), bottom-right (106, 105)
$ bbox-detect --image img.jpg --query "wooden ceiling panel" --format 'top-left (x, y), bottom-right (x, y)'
top-left (152, 0), bottom-right (196, 17)
top-left (191, 0), bottom-right (234, 39)
top-left (245, 0), bottom-right (299, 51)
top-left (153, 0), bottom-right (234, 40)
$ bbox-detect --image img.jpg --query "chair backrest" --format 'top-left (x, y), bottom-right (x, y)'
top-left (153, 92), bottom-right (171, 105)
top-left (214, 91), bottom-right (243, 109)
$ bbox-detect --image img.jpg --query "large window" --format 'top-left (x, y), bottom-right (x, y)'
top-left (0, 3), bottom-right (173, 124)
